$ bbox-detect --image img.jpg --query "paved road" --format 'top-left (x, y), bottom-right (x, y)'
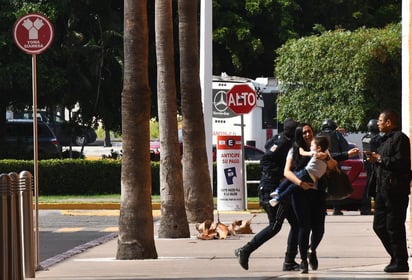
top-left (38, 210), bottom-right (119, 263)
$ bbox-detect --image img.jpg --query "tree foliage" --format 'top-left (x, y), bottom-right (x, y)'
top-left (275, 24), bottom-right (401, 131)
top-left (0, 0), bottom-right (402, 128)
top-left (212, 0), bottom-right (401, 77)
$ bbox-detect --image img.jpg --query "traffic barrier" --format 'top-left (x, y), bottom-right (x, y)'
top-left (0, 171), bottom-right (34, 280)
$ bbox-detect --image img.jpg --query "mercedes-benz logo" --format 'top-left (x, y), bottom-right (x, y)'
top-left (213, 90), bottom-right (228, 112)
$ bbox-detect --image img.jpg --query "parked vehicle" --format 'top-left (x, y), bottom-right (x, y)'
top-left (150, 130), bottom-right (183, 161)
top-left (329, 143), bottom-right (368, 210)
top-left (12, 111), bottom-right (97, 146)
top-left (0, 119), bottom-right (62, 159)
top-left (150, 139), bottom-right (162, 161)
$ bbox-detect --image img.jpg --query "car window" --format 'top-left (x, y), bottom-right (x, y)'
top-left (6, 122), bottom-right (54, 138)
top-left (38, 123), bottom-right (55, 137)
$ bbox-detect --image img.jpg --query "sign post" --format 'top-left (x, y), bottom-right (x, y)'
top-left (225, 84), bottom-right (256, 210)
top-left (13, 13), bottom-right (54, 273)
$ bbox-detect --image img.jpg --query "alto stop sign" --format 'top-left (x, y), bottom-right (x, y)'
top-left (13, 13), bottom-right (54, 55)
top-left (226, 84), bottom-right (257, 114)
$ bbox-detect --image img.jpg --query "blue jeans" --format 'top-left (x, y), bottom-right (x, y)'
top-left (276, 169), bottom-right (313, 201)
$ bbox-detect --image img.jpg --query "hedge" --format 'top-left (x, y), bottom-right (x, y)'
top-left (0, 159), bottom-right (262, 197)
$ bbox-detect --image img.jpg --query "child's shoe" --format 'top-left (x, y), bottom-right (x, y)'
top-left (270, 188), bottom-right (279, 197)
top-left (269, 197), bottom-right (279, 207)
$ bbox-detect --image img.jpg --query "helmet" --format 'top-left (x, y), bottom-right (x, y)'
top-left (283, 119), bottom-right (298, 138)
top-left (367, 119), bottom-right (379, 134)
top-left (321, 119), bottom-right (337, 131)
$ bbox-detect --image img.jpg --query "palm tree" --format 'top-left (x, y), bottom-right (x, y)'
top-left (155, 0), bottom-right (190, 238)
top-left (178, 0), bottom-right (214, 222)
top-left (116, 0), bottom-right (157, 259)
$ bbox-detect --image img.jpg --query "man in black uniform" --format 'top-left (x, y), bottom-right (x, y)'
top-left (366, 109), bottom-right (410, 273)
top-left (360, 119), bottom-right (381, 215)
top-left (234, 119), bottom-right (299, 271)
top-left (318, 119), bottom-right (349, 215)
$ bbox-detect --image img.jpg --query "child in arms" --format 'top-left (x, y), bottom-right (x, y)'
top-left (269, 135), bottom-right (330, 207)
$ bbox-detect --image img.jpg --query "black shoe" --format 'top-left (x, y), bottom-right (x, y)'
top-left (360, 209), bottom-right (373, 215)
top-left (300, 260), bottom-right (309, 274)
top-left (384, 263), bottom-right (409, 273)
top-left (333, 210), bottom-right (343, 215)
top-left (308, 250), bottom-right (318, 270)
top-left (283, 261), bottom-right (300, 271)
top-left (234, 248), bottom-right (250, 270)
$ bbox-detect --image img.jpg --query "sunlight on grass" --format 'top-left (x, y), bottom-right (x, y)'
top-left (38, 194), bottom-right (163, 203)
top-left (39, 194), bottom-right (120, 203)
top-left (38, 195), bottom-right (257, 204)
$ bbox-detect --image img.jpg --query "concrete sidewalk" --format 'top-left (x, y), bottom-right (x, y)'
top-left (29, 210), bottom-right (411, 280)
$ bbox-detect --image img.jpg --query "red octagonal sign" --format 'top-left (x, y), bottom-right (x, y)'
top-left (226, 84), bottom-right (257, 114)
top-left (13, 13), bottom-right (54, 55)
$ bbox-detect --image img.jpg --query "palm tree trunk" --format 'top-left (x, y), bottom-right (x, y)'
top-left (116, 0), bottom-right (157, 259)
top-left (155, 0), bottom-right (190, 238)
top-left (178, 0), bottom-right (214, 222)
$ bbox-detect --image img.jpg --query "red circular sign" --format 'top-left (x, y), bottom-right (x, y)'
top-left (226, 84), bottom-right (257, 114)
top-left (13, 13), bottom-right (54, 55)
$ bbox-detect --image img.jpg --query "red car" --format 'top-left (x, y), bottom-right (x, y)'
top-left (331, 143), bottom-right (368, 209)
top-left (150, 139), bottom-right (183, 161)
top-left (150, 139), bottom-right (162, 161)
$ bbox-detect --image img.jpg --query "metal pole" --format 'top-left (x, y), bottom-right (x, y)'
top-left (9, 172), bottom-right (23, 280)
top-left (240, 114), bottom-right (247, 210)
top-left (20, 171), bottom-right (35, 278)
top-left (200, 0), bottom-right (213, 188)
top-left (0, 174), bottom-right (10, 280)
top-left (32, 53), bottom-right (41, 271)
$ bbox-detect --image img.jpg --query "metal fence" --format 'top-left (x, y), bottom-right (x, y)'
top-left (0, 171), bottom-right (34, 280)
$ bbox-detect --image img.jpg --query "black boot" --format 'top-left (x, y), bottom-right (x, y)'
top-left (234, 243), bottom-right (253, 270)
top-left (283, 251), bottom-right (300, 271)
top-left (300, 259), bottom-right (309, 274)
top-left (308, 250), bottom-right (318, 270)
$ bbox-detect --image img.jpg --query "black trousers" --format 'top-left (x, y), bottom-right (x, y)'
top-left (247, 189), bottom-right (299, 253)
top-left (291, 189), bottom-right (326, 261)
top-left (373, 191), bottom-right (409, 265)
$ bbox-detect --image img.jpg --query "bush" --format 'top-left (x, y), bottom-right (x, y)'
top-left (276, 24), bottom-right (401, 131)
top-left (0, 159), bottom-right (261, 196)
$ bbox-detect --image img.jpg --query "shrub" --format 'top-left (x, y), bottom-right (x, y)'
top-left (0, 159), bottom-right (261, 196)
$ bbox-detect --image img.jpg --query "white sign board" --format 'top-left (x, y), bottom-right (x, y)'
top-left (216, 135), bottom-right (245, 210)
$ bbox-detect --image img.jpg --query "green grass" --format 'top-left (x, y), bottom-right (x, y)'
top-left (38, 194), bottom-right (121, 203)
top-left (38, 195), bottom-right (258, 204)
